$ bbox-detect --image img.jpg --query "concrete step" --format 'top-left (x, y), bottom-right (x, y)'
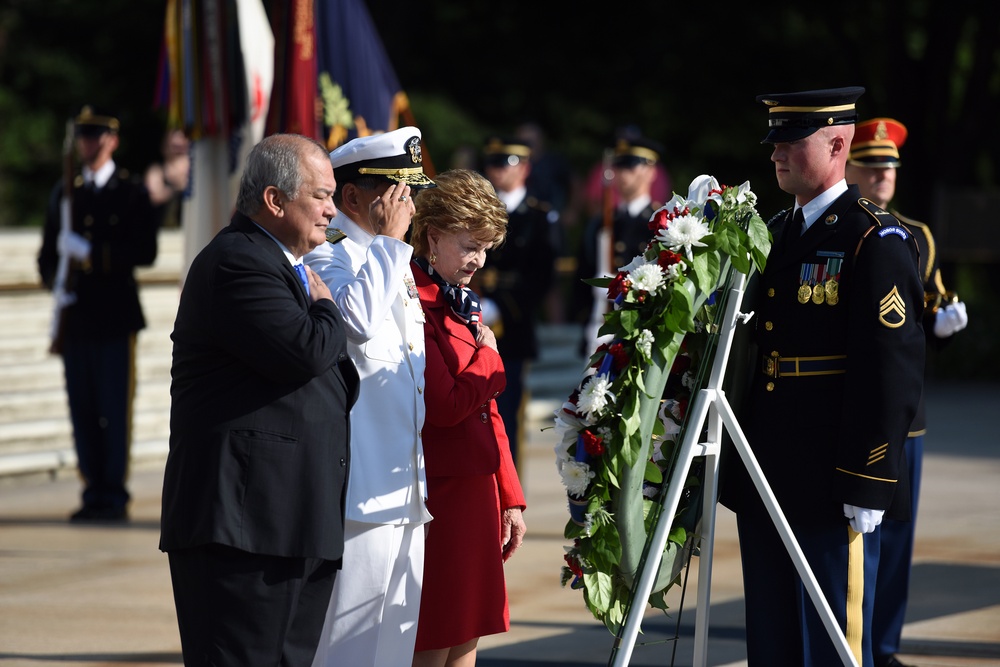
top-left (0, 228), bottom-right (181, 479)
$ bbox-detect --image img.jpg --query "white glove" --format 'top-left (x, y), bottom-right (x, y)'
top-left (843, 503), bottom-right (885, 534)
top-left (933, 301), bottom-right (968, 338)
top-left (58, 230), bottom-right (91, 261)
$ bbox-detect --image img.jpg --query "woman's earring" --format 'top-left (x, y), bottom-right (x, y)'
top-left (430, 253), bottom-right (437, 265)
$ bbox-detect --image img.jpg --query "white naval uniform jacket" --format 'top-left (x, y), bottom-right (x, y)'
top-left (305, 214), bottom-right (431, 525)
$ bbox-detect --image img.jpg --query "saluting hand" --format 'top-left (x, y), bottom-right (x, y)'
top-left (368, 181), bottom-right (414, 240)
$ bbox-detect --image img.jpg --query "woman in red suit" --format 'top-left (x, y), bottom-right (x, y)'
top-left (409, 169), bottom-right (527, 667)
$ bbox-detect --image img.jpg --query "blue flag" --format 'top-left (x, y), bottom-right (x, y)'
top-left (315, 0), bottom-right (414, 149)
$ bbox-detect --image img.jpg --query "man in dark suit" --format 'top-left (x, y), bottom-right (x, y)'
top-left (159, 133), bottom-right (360, 667)
top-left (479, 135), bottom-right (557, 469)
top-left (719, 88), bottom-right (925, 666)
top-left (37, 105), bottom-right (158, 522)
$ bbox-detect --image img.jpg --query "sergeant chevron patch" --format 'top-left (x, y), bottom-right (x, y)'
top-left (879, 286), bottom-right (906, 328)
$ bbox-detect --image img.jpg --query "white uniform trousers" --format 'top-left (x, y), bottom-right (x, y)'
top-left (311, 520), bottom-right (425, 667)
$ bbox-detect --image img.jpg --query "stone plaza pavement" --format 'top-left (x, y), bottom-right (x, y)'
top-left (1, 380), bottom-right (999, 667)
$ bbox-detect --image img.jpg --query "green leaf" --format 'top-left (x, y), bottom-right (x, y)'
top-left (584, 569), bottom-right (615, 611)
top-left (645, 459), bottom-right (663, 484)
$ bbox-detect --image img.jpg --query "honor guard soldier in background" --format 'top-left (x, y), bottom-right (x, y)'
top-left (846, 117), bottom-right (969, 667)
top-left (572, 134), bottom-right (665, 356)
top-left (37, 105), bottom-right (158, 522)
top-left (478, 135), bottom-right (557, 470)
top-left (719, 88), bottom-right (926, 667)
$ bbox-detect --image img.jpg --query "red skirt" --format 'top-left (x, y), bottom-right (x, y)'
top-left (414, 473), bottom-right (509, 650)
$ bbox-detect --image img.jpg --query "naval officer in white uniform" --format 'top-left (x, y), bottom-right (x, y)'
top-left (305, 127), bottom-right (436, 667)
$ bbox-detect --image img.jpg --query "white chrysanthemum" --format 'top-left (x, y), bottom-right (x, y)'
top-left (628, 262), bottom-right (665, 294)
top-left (665, 260), bottom-right (687, 281)
top-left (636, 329), bottom-right (654, 360)
top-left (561, 460), bottom-right (596, 496)
top-left (656, 214), bottom-right (711, 259)
top-left (576, 373), bottom-right (615, 421)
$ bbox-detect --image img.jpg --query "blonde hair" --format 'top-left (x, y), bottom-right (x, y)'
top-left (411, 169), bottom-right (508, 257)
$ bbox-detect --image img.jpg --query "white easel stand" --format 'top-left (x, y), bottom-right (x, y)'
top-left (611, 273), bottom-right (860, 667)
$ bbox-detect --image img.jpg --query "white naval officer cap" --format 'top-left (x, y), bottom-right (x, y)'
top-left (329, 127), bottom-right (436, 189)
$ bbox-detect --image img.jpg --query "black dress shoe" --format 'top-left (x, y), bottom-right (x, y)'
top-left (876, 655), bottom-right (915, 667)
top-left (69, 506), bottom-right (129, 522)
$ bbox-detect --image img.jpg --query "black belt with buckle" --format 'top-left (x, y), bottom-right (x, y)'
top-left (761, 354), bottom-right (847, 378)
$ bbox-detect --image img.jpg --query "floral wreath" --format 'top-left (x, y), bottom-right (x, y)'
top-left (554, 175), bottom-right (770, 632)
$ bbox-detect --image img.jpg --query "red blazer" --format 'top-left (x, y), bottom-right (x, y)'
top-left (414, 266), bottom-right (526, 510)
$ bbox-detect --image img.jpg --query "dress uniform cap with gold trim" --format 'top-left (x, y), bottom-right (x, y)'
top-left (756, 86), bottom-right (865, 143)
top-left (848, 117), bottom-right (908, 169)
top-left (74, 105), bottom-right (120, 139)
top-left (328, 126), bottom-right (436, 189)
top-left (611, 136), bottom-right (663, 168)
top-left (482, 135), bottom-right (532, 168)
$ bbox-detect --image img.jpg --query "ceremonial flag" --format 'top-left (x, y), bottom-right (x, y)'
top-left (155, 0), bottom-right (274, 283)
top-left (314, 0), bottom-right (430, 173)
top-left (265, 0), bottom-right (319, 139)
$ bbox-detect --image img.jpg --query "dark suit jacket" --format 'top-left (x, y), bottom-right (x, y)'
top-left (479, 196), bottom-right (556, 361)
top-left (159, 213), bottom-right (360, 561)
top-left (720, 186), bottom-right (925, 523)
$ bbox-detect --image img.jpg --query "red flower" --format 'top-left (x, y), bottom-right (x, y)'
top-left (608, 342), bottom-right (628, 371)
top-left (582, 429), bottom-right (606, 456)
top-left (677, 397), bottom-right (689, 420)
top-left (607, 271), bottom-right (630, 300)
top-left (648, 208), bottom-right (671, 234)
top-left (564, 553), bottom-right (584, 577)
top-left (657, 249), bottom-right (684, 270)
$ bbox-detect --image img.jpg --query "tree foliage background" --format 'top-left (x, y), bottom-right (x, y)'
top-left (1, 0), bottom-right (997, 375)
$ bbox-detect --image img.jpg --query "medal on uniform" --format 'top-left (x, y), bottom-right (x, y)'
top-left (825, 279), bottom-right (839, 305)
top-left (812, 282), bottom-right (825, 304)
top-left (797, 263), bottom-right (812, 304)
top-left (811, 263), bottom-right (826, 304)
top-left (404, 273), bottom-right (419, 299)
top-left (824, 257), bottom-right (842, 306)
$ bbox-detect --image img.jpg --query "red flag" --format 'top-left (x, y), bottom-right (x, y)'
top-left (266, 0), bottom-right (320, 139)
